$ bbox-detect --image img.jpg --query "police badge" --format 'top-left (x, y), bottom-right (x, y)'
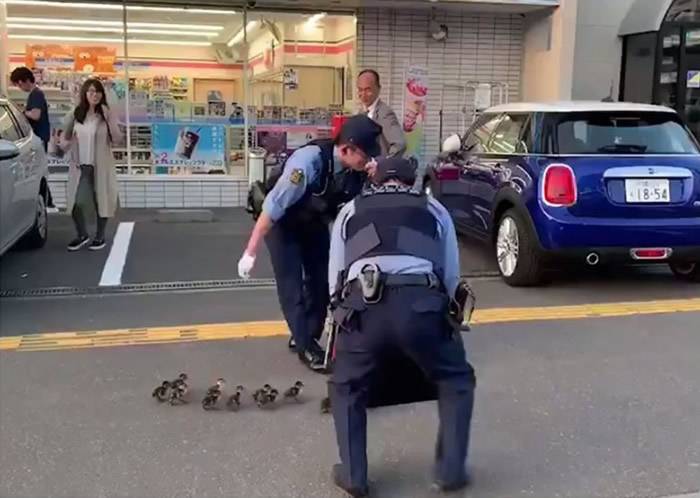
top-left (289, 168), bottom-right (305, 185)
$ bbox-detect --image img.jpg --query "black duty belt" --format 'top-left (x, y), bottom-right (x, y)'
top-left (349, 272), bottom-right (440, 289)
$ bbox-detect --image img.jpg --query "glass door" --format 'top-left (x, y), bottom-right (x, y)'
top-left (657, 27), bottom-right (682, 110)
top-left (682, 26), bottom-right (700, 138)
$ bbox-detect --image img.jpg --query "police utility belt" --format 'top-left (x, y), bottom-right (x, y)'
top-left (338, 264), bottom-right (476, 331)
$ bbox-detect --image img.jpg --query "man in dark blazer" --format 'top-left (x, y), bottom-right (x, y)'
top-left (356, 69), bottom-right (406, 157)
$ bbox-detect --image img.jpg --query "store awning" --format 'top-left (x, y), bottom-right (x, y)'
top-left (619, 0), bottom-right (674, 36)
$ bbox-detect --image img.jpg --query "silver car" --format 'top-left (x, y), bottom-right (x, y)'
top-left (0, 97), bottom-right (49, 256)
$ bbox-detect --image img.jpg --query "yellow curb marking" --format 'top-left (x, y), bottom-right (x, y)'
top-left (1, 298), bottom-right (699, 353)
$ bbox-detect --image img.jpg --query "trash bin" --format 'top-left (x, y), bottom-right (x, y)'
top-left (248, 147), bottom-right (267, 186)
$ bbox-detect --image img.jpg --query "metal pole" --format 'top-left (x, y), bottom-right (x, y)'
top-left (123, 0), bottom-right (132, 175)
top-left (243, 8), bottom-right (249, 180)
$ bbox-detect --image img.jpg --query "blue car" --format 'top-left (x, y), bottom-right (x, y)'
top-left (426, 102), bottom-right (700, 286)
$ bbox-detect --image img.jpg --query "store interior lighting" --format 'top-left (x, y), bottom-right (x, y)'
top-left (8, 34), bottom-right (213, 46)
top-left (227, 20), bottom-right (259, 47)
top-left (7, 17), bottom-right (224, 31)
top-left (7, 23), bottom-right (219, 37)
top-left (4, 0), bottom-right (236, 15)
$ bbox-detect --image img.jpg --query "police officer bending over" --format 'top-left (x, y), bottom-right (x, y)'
top-left (238, 115), bottom-right (382, 372)
top-left (327, 157), bottom-right (476, 496)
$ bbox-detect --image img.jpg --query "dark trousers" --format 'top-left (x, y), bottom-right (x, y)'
top-left (330, 286), bottom-right (476, 490)
top-left (72, 165), bottom-right (107, 240)
top-left (265, 219), bottom-right (330, 352)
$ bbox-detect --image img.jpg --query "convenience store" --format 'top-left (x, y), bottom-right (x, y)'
top-left (0, 0), bottom-right (559, 209)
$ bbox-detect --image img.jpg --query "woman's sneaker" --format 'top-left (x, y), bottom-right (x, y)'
top-left (67, 236), bottom-right (90, 252)
top-left (89, 239), bottom-right (106, 251)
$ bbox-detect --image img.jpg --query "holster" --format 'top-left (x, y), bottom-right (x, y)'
top-left (448, 279), bottom-right (476, 333)
top-left (358, 264), bottom-right (384, 304)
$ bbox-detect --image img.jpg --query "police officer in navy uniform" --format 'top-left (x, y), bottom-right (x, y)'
top-left (238, 115), bottom-right (382, 372)
top-left (327, 157), bottom-right (476, 496)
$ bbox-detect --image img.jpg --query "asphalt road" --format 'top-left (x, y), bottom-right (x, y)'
top-left (1, 314), bottom-right (699, 498)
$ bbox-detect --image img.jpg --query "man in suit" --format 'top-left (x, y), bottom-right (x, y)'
top-left (357, 69), bottom-right (406, 158)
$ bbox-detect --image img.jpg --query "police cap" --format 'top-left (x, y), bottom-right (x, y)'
top-left (374, 156), bottom-right (417, 185)
top-left (336, 114), bottom-right (382, 158)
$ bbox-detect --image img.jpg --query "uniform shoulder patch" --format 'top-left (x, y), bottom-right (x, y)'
top-left (289, 168), bottom-right (305, 185)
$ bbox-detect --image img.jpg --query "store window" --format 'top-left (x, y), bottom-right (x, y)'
top-left (3, 0), bottom-right (357, 204)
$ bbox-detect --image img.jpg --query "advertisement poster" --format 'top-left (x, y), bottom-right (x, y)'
top-left (402, 65), bottom-right (428, 160)
top-left (152, 123), bottom-right (226, 173)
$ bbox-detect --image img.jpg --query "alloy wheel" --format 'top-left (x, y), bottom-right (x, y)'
top-left (496, 216), bottom-right (520, 277)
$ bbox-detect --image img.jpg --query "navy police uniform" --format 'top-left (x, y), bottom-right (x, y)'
top-left (261, 115), bottom-right (382, 370)
top-left (327, 157), bottom-right (476, 496)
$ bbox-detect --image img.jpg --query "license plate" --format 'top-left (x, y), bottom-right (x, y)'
top-left (625, 179), bottom-right (670, 203)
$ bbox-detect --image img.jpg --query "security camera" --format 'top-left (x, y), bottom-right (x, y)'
top-left (246, 0), bottom-right (257, 8)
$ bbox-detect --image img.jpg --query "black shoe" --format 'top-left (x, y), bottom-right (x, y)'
top-left (288, 337), bottom-right (296, 352)
top-left (332, 464), bottom-right (369, 498)
top-left (67, 236), bottom-right (89, 252)
top-left (430, 477), bottom-right (470, 494)
top-left (298, 348), bottom-right (326, 372)
top-left (89, 239), bottom-right (106, 251)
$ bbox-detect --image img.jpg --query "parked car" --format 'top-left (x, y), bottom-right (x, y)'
top-left (425, 101), bottom-right (700, 286)
top-left (0, 97), bottom-right (49, 256)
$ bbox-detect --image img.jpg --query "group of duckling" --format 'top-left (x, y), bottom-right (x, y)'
top-left (152, 373), bottom-right (305, 411)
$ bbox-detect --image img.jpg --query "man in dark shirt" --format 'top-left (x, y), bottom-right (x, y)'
top-left (10, 66), bottom-right (50, 151)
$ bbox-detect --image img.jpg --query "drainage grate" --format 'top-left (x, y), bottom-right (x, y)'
top-left (0, 271), bottom-right (500, 299)
top-left (0, 278), bottom-right (278, 299)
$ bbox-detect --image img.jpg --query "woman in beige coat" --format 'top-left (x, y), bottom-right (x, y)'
top-left (62, 78), bottom-right (122, 251)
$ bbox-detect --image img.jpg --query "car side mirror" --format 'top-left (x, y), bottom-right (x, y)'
top-left (441, 134), bottom-right (461, 154)
top-left (0, 139), bottom-right (20, 161)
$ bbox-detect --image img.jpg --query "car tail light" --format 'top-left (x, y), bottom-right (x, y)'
top-left (436, 166), bottom-right (460, 181)
top-left (543, 164), bottom-right (577, 207)
top-left (630, 248), bottom-right (672, 260)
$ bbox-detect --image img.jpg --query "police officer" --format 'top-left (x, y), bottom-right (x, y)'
top-left (327, 157), bottom-right (476, 496)
top-left (238, 115), bottom-right (382, 372)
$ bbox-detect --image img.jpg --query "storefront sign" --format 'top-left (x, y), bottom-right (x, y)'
top-left (152, 123), bottom-right (226, 172)
top-left (25, 45), bottom-right (73, 70)
top-left (73, 46), bottom-right (116, 73)
top-left (402, 65), bottom-right (428, 160)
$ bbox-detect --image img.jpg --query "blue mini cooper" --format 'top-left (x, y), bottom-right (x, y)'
top-left (426, 102), bottom-right (700, 286)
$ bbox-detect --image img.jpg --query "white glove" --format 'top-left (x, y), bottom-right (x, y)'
top-left (237, 252), bottom-right (256, 280)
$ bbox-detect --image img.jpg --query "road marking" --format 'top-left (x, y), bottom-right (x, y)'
top-left (1, 297), bottom-right (699, 353)
top-left (98, 222), bottom-right (135, 287)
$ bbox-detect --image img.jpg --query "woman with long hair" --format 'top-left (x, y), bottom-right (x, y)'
top-left (62, 78), bottom-right (122, 251)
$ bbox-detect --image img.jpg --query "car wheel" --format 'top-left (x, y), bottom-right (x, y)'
top-left (495, 208), bottom-right (546, 286)
top-left (21, 193), bottom-right (48, 249)
top-left (669, 262), bottom-right (700, 282)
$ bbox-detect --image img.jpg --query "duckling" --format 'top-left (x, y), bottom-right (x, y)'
top-left (283, 380), bottom-right (304, 402)
top-left (202, 378), bottom-right (226, 410)
top-left (226, 385), bottom-right (246, 411)
top-left (168, 373), bottom-right (189, 405)
top-left (152, 380), bottom-right (171, 402)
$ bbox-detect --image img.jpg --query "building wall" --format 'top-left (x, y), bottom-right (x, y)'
top-left (357, 7), bottom-right (524, 159)
top-left (571, 0), bottom-right (637, 100)
top-left (521, 0), bottom-right (577, 101)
